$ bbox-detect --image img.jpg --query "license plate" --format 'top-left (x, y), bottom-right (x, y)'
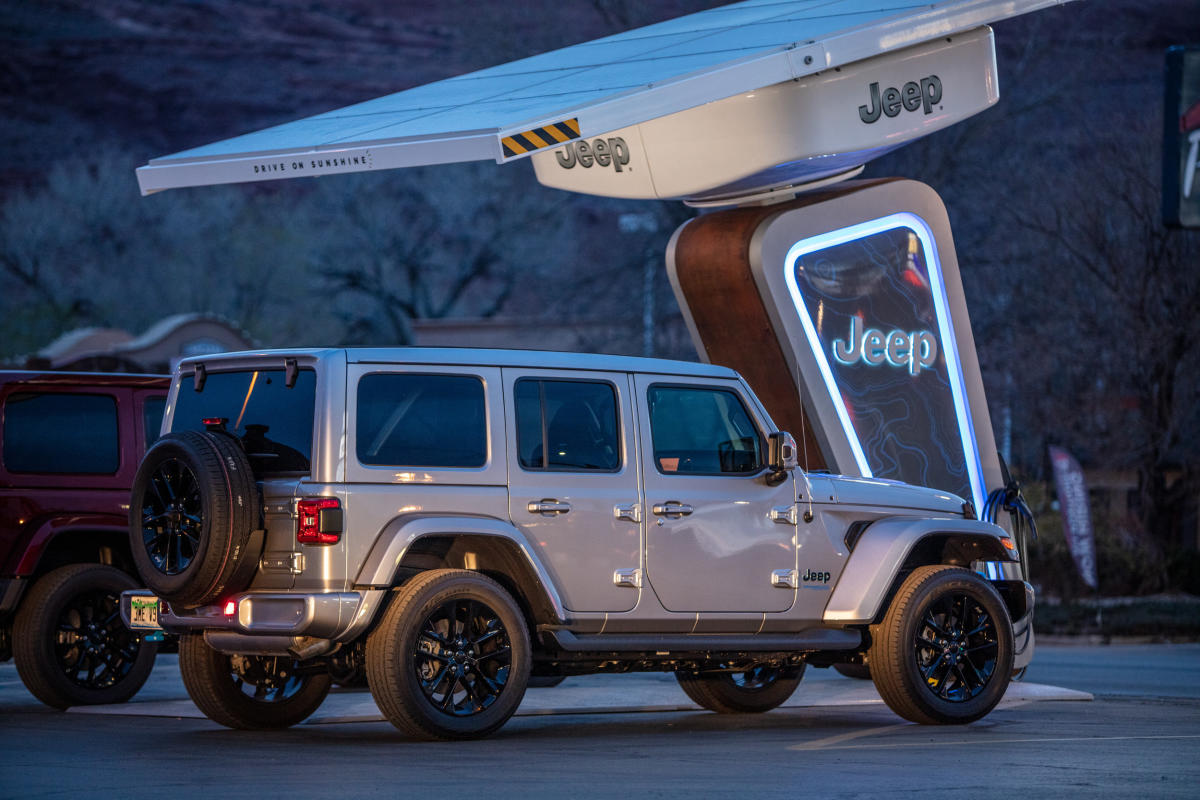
top-left (129, 596), bottom-right (161, 630)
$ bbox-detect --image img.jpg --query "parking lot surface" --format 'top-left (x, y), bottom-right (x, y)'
top-left (2, 643), bottom-right (1197, 798)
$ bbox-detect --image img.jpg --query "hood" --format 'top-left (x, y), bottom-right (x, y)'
top-left (821, 475), bottom-right (966, 515)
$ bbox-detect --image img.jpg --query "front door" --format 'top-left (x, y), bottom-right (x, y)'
top-left (635, 376), bottom-right (797, 613)
top-left (504, 369), bottom-right (642, 613)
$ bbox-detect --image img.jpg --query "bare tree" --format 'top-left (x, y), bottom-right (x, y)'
top-left (310, 163), bottom-right (572, 345)
top-left (1011, 132), bottom-right (1200, 548)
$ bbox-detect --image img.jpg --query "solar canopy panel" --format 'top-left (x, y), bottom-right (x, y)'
top-left (136, 0), bottom-right (1072, 194)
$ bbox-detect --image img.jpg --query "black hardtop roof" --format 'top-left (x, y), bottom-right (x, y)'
top-left (0, 370), bottom-right (170, 389)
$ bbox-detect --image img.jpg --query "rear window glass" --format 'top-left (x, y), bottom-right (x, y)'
top-left (3, 392), bottom-right (119, 474)
top-left (357, 373), bottom-right (487, 468)
top-left (173, 369), bottom-right (316, 473)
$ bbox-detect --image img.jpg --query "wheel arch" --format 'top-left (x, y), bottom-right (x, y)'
top-left (15, 517), bottom-right (137, 580)
top-left (355, 515), bottom-right (567, 629)
top-left (823, 517), bottom-right (1015, 626)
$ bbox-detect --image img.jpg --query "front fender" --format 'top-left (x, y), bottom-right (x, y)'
top-left (354, 514), bottom-right (566, 623)
top-left (823, 516), bottom-right (1013, 625)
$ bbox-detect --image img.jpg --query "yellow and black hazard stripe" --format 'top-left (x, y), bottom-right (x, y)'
top-left (501, 118), bottom-right (581, 158)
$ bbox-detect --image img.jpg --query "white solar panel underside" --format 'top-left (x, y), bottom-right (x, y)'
top-left (137, 0), bottom-right (1071, 193)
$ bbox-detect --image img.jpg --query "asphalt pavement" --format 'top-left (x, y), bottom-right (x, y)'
top-left (1, 642), bottom-right (1197, 798)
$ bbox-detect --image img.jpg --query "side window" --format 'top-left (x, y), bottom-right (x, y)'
top-left (647, 385), bottom-right (762, 475)
top-left (143, 396), bottom-right (166, 449)
top-left (2, 392), bottom-right (119, 474)
top-left (357, 373), bottom-right (487, 468)
top-left (515, 379), bottom-right (619, 472)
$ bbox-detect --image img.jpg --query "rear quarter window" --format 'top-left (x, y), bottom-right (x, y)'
top-left (2, 392), bottom-right (120, 474)
top-left (356, 373), bottom-right (487, 468)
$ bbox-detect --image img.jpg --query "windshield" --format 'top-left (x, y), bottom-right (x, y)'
top-left (173, 368), bottom-right (316, 473)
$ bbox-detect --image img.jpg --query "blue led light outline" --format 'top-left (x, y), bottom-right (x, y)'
top-left (782, 212), bottom-right (985, 510)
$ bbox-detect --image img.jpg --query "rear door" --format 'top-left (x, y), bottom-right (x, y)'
top-left (504, 369), bottom-right (641, 613)
top-left (634, 375), bottom-right (797, 613)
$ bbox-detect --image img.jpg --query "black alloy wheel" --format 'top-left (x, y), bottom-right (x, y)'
top-left (869, 565), bottom-right (1013, 725)
top-left (140, 457), bottom-right (203, 576)
top-left (724, 664), bottom-right (788, 692)
top-left (13, 564), bottom-right (158, 709)
top-left (366, 569), bottom-right (531, 740)
top-left (676, 661), bottom-right (805, 714)
top-left (913, 592), bottom-right (999, 702)
top-left (178, 635), bottom-right (331, 729)
top-left (55, 587), bottom-right (140, 690)
top-left (413, 598), bottom-right (513, 717)
top-left (129, 431), bottom-right (261, 607)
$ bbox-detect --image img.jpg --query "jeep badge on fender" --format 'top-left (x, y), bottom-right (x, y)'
top-left (858, 74), bottom-right (943, 123)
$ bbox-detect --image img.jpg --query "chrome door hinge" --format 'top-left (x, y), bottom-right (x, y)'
top-left (261, 551), bottom-right (305, 575)
top-left (614, 503), bottom-right (642, 524)
top-left (771, 569), bottom-right (798, 589)
top-left (613, 568), bottom-right (643, 589)
top-left (770, 505), bottom-right (798, 525)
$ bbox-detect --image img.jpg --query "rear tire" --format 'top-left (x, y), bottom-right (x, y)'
top-left (366, 569), bottom-right (530, 740)
top-left (676, 663), bottom-right (805, 714)
top-left (129, 431), bottom-right (261, 608)
top-left (869, 565), bottom-right (1013, 725)
top-left (13, 564), bottom-right (158, 709)
top-left (178, 634), bottom-right (331, 729)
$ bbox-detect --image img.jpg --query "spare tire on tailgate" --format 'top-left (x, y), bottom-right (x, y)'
top-left (130, 431), bottom-right (263, 608)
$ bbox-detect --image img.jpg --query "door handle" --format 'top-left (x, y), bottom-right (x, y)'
top-left (651, 502), bottom-right (693, 518)
top-left (527, 499), bottom-right (571, 515)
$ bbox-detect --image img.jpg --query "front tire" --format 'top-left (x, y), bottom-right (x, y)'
top-left (869, 565), bottom-right (1013, 725)
top-left (13, 564), bottom-right (158, 709)
top-left (178, 634), bottom-right (331, 729)
top-left (366, 569), bottom-right (531, 740)
top-left (676, 663), bottom-right (805, 714)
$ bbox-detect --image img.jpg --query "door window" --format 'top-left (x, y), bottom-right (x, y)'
top-left (515, 379), bottom-right (619, 472)
top-left (646, 385), bottom-right (762, 475)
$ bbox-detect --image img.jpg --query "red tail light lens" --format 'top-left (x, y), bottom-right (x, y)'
top-left (297, 498), bottom-right (342, 544)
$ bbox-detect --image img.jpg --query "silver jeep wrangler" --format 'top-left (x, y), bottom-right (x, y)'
top-left (122, 347), bottom-right (1031, 739)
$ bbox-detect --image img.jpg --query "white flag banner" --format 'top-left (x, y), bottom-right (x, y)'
top-left (1049, 446), bottom-right (1098, 590)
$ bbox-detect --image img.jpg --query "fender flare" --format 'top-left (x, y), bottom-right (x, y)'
top-left (822, 516), bottom-right (1014, 625)
top-left (354, 514), bottom-right (567, 623)
top-left (14, 515), bottom-right (128, 575)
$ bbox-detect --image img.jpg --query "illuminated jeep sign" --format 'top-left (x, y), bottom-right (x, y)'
top-left (832, 317), bottom-right (938, 375)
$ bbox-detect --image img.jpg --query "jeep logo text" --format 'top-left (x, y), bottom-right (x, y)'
top-left (554, 137), bottom-right (631, 172)
top-left (858, 75), bottom-right (943, 123)
top-left (832, 316), bottom-right (937, 376)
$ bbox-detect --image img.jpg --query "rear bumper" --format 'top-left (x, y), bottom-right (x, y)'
top-left (120, 588), bottom-right (385, 642)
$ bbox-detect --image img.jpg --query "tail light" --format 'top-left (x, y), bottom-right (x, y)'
top-left (297, 498), bottom-right (343, 544)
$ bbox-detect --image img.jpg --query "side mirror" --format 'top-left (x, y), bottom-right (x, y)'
top-left (766, 431), bottom-right (798, 485)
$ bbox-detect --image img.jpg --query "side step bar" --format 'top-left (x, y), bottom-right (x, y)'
top-left (546, 628), bottom-right (861, 653)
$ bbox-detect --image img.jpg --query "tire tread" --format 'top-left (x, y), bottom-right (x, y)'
top-left (13, 564), bottom-right (157, 708)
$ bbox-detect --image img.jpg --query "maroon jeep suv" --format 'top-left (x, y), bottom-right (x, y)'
top-left (0, 371), bottom-right (169, 708)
